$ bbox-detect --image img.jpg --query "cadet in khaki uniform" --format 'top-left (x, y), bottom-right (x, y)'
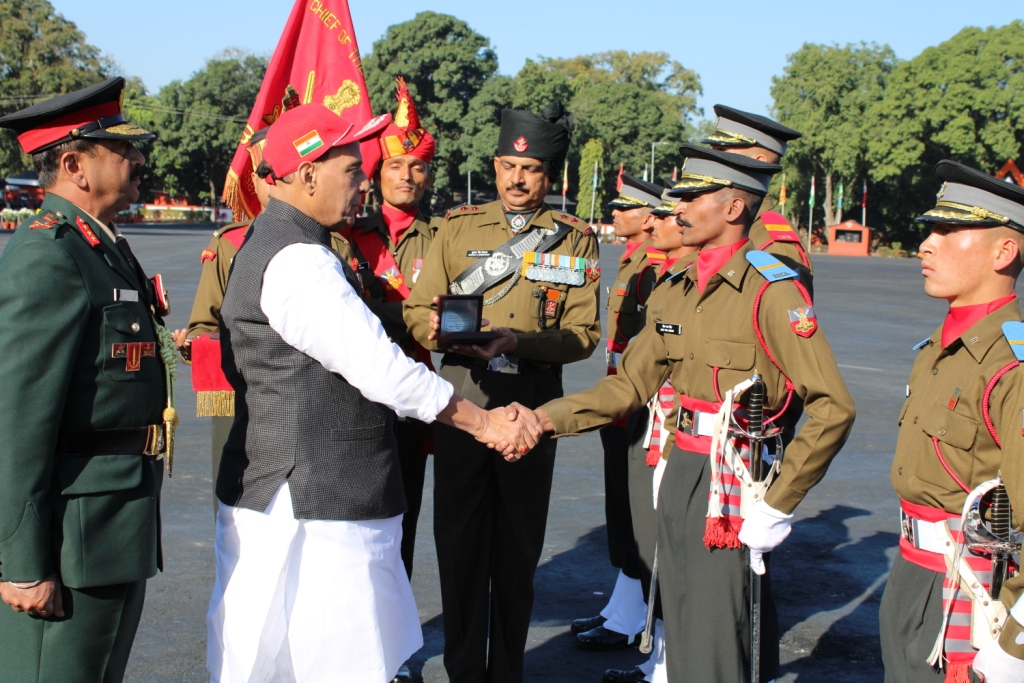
top-left (604, 190), bottom-right (698, 683)
top-left (703, 105), bottom-right (810, 274)
top-left (404, 102), bottom-right (601, 683)
top-left (574, 175), bottom-right (666, 652)
top-left (525, 145), bottom-right (855, 682)
top-left (0, 78), bottom-right (170, 683)
top-left (330, 78), bottom-right (440, 601)
top-left (880, 162), bottom-right (1024, 683)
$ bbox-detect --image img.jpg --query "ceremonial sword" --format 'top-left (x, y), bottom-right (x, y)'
top-left (639, 546), bottom-right (658, 654)
top-left (748, 374), bottom-right (765, 683)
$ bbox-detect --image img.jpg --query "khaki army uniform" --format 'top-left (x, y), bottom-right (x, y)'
top-left (601, 240), bottom-right (658, 585)
top-left (881, 301), bottom-right (1024, 682)
top-left (404, 199), bottom-right (601, 683)
top-left (0, 194), bottom-right (168, 682)
top-left (331, 210), bottom-right (438, 577)
top-left (543, 241), bottom-right (855, 681)
top-left (184, 221), bottom-right (249, 513)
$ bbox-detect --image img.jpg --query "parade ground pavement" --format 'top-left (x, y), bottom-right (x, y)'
top-left (2, 224), bottom-right (998, 682)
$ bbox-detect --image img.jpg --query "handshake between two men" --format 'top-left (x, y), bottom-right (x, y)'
top-left (425, 296), bottom-right (554, 461)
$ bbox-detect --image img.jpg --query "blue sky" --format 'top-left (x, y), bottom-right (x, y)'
top-left (54, 1), bottom-right (1021, 121)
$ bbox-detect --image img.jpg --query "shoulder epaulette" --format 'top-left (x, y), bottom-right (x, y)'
top-left (912, 337), bottom-right (931, 351)
top-left (27, 212), bottom-right (61, 231)
top-left (213, 220), bottom-right (251, 238)
top-left (553, 212), bottom-right (583, 229)
top-left (446, 205), bottom-right (481, 221)
top-left (746, 250), bottom-right (798, 282)
top-left (1001, 321), bottom-right (1024, 361)
top-left (760, 211), bottom-right (801, 244)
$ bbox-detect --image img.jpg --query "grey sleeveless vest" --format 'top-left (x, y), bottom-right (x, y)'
top-left (217, 199), bottom-right (405, 521)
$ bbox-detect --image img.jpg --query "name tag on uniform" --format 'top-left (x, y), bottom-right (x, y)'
top-left (467, 250), bottom-right (492, 258)
top-left (656, 322), bottom-right (681, 335)
top-left (113, 289), bottom-right (138, 302)
top-left (615, 283), bottom-right (630, 297)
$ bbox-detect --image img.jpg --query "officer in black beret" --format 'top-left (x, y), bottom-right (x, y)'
top-left (404, 102), bottom-right (602, 683)
top-left (0, 77), bottom-right (170, 683)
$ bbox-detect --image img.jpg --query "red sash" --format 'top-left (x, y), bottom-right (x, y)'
top-left (345, 227), bottom-right (433, 370)
top-left (347, 227), bottom-right (412, 302)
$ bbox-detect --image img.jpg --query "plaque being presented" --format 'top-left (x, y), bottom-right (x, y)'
top-left (437, 295), bottom-right (497, 348)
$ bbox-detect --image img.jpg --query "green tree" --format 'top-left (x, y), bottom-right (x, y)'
top-left (770, 42), bottom-right (897, 232)
top-left (362, 12), bottom-right (499, 208)
top-left (576, 138), bottom-right (606, 223)
top-left (0, 0), bottom-right (108, 179)
top-left (868, 22), bottom-right (1024, 243)
top-left (521, 52), bottom-right (703, 218)
top-left (148, 50), bottom-right (266, 206)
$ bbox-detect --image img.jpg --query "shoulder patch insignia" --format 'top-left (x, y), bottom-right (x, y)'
top-left (201, 248), bottom-right (217, 264)
top-left (788, 306), bottom-right (818, 338)
top-left (746, 250), bottom-right (797, 282)
top-left (583, 226), bottom-right (595, 236)
top-left (75, 216), bottom-right (101, 247)
top-left (912, 337), bottom-right (931, 351)
top-left (29, 212), bottom-right (60, 230)
top-left (1001, 321), bottom-right (1024, 361)
top-left (761, 211), bottom-right (801, 244)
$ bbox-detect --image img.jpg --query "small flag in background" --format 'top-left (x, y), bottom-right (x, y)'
top-left (562, 160), bottom-right (569, 197)
top-left (593, 161), bottom-right (600, 191)
top-left (837, 180), bottom-right (844, 215)
top-left (809, 176), bottom-right (816, 209)
top-left (616, 163), bottom-right (624, 191)
top-left (672, 166), bottom-right (678, 181)
top-left (642, 164), bottom-right (649, 182)
top-left (779, 172), bottom-right (787, 210)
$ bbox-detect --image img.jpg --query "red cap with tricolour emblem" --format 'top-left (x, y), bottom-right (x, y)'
top-left (261, 103), bottom-right (391, 185)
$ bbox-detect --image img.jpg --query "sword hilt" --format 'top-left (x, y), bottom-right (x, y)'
top-left (990, 479), bottom-right (1011, 600)
top-left (748, 374), bottom-right (764, 482)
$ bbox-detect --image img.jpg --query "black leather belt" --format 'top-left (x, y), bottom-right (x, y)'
top-left (56, 426), bottom-right (165, 457)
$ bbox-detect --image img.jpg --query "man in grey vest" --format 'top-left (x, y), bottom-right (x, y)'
top-left (205, 103), bottom-right (539, 683)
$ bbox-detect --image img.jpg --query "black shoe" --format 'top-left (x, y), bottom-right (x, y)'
top-left (602, 667), bottom-right (649, 683)
top-left (391, 663), bottom-right (412, 683)
top-left (576, 625), bottom-right (640, 651)
top-left (571, 614), bottom-right (607, 634)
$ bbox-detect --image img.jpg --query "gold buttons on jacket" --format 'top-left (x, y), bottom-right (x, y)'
top-left (696, 306), bottom-right (703, 313)
top-left (131, 322), bottom-right (140, 333)
top-left (932, 368), bottom-right (939, 375)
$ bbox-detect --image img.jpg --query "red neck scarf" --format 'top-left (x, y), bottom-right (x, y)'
top-left (697, 239), bottom-right (749, 293)
top-left (381, 204), bottom-right (418, 246)
top-left (622, 240), bottom-right (644, 261)
top-left (941, 294), bottom-right (1016, 348)
top-left (661, 257), bottom-right (678, 277)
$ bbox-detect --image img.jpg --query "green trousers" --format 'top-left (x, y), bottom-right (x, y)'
top-left (0, 579), bottom-right (146, 683)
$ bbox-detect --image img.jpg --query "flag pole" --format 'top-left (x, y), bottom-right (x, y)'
top-left (807, 176), bottom-right (815, 254)
top-left (589, 161), bottom-right (598, 226)
top-left (862, 177), bottom-right (867, 226)
top-left (467, 170), bottom-right (472, 206)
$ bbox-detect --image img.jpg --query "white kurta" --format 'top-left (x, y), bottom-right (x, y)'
top-left (207, 240), bottom-right (455, 682)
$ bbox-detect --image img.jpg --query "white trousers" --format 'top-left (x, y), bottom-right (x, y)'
top-left (600, 569), bottom-right (647, 637)
top-left (206, 482), bottom-right (422, 683)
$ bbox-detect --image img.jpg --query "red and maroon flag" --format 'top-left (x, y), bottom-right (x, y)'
top-left (223, 0), bottom-right (374, 220)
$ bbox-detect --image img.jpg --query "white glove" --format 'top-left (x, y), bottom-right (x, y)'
top-left (737, 501), bottom-right (793, 576)
top-left (972, 637), bottom-right (1024, 682)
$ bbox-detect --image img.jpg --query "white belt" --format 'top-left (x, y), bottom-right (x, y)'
top-left (900, 510), bottom-right (952, 555)
top-left (676, 408), bottom-right (717, 438)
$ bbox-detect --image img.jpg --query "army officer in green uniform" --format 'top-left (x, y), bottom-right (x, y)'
top-left (0, 78), bottom-right (170, 682)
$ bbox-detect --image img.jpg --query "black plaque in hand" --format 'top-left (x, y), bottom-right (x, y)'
top-left (437, 295), bottom-right (497, 348)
